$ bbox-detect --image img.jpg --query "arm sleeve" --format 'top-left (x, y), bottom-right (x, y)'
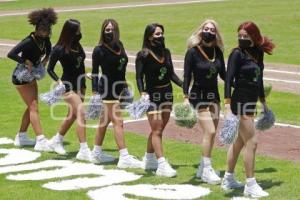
top-left (258, 52), bottom-right (265, 102)
top-left (47, 46), bottom-right (60, 81)
top-left (7, 38), bottom-right (31, 64)
top-left (91, 47), bottom-right (101, 93)
top-left (183, 49), bottom-right (193, 95)
top-left (135, 52), bottom-right (145, 93)
top-left (45, 38), bottom-right (52, 57)
top-left (167, 49), bottom-right (183, 88)
top-left (225, 49), bottom-right (241, 100)
top-left (218, 48), bottom-right (226, 82)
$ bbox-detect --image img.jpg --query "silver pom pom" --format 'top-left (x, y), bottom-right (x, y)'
top-left (39, 84), bottom-right (66, 106)
top-left (85, 94), bottom-right (103, 120)
top-left (255, 109), bottom-right (275, 131)
top-left (174, 104), bottom-right (197, 128)
top-left (32, 64), bottom-right (46, 80)
top-left (120, 87), bottom-right (134, 109)
top-left (14, 64), bottom-right (35, 83)
top-left (219, 114), bottom-right (240, 145)
top-left (126, 95), bottom-right (150, 119)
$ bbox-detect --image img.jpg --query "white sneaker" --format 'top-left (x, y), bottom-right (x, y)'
top-left (34, 138), bottom-right (52, 152)
top-left (48, 137), bottom-right (66, 155)
top-left (117, 155), bottom-right (143, 169)
top-left (221, 174), bottom-right (244, 190)
top-left (244, 182), bottom-right (269, 198)
top-left (156, 160), bottom-right (177, 177)
top-left (142, 153), bottom-right (158, 170)
top-left (197, 165), bottom-right (221, 184)
top-left (76, 148), bottom-right (93, 162)
top-left (91, 151), bottom-right (116, 164)
top-left (14, 133), bottom-right (36, 146)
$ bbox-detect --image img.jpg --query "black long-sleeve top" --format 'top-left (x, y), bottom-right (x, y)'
top-left (7, 32), bottom-right (51, 66)
top-left (47, 44), bottom-right (86, 88)
top-left (225, 47), bottom-right (265, 101)
top-left (183, 45), bottom-right (225, 95)
top-left (135, 47), bottom-right (183, 93)
top-left (91, 42), bottom-right (128, 93)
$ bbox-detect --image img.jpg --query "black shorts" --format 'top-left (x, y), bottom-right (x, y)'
top-left (12, 64), bottom-right (34, 85)
top-left (147, 83), bottom-right (173, 113)
top-left (100, 82), bottom-right (124, 101)
top-left (189, 85), bottom-right (220, 110)
top-left (63, 78), bottom-right (86, 93)
top-left (231, 87), bottom-right (259, 116)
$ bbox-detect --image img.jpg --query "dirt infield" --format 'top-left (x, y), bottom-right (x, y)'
top-left (124, 118), bottom-right (300, 163)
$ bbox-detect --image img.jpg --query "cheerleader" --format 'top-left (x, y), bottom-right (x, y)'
top-left (91, 19), bottom-right (142, 167)
top-left (183, 19), bottom-right (225, 184)
top-left (222, 21), bottom-right (275, 198)
top-left (47, 19), bottom-right (92, 162)
top-left (136, 23), bottom-right (183, 177)
top-left (7, 8), bottom-right (57, 151)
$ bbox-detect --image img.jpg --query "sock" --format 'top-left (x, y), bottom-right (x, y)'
top-left (146, 152), bottom-right (156, 159)
top-left (157, 157), bottom-right (166, 165)
top-left (55, 133), bottom-right (64, 142)
top-left (224, 171), bottom-right (234, 178)
top-left (18, 132), bottom-right (27, 137)
top-left (202, 157), bottom-right (212, 168)
top-left (119, 148), bottom-right (129, 157)
top-left (93, 145), bottom-right (102, 153)
top-left (246, 177), bottom-right (256, 187)
top-left (80, 142), bottom-right (88, 150)
top-left (36, 135), bottom-right (45, 141)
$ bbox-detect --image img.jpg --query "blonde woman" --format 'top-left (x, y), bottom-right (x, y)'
top-left (183, 19), bottom-right (225, 184)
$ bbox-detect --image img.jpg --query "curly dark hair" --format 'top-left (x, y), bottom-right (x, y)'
top-left (28, 8), bottom-right (57, 32)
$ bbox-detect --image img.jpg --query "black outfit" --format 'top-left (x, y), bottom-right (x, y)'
top-left (136, 46), bottom-right (183, 112)
top-left (47, 44), bottom-right (86, 92)
top-left (183, 45), bottom-right (226, 109)
top-left (8, 32), bottom-right (51, 85)
top-left (92, 42), bottom-right (128, 101)
top-left (225, 47), bottom-right (265, 115)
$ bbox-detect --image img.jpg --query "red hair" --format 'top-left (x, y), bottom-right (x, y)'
top-left (238, 21), bottom-right (275, 55)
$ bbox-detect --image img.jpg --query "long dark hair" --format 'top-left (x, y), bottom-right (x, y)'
top-left (238, 21), bottom-right (275, 55)
top-left (98, 19), bottom-right (120, 45)
top-left (142, 23), bottom-right (164, 49)
top-left (56, 19), bottom-right (80, 52)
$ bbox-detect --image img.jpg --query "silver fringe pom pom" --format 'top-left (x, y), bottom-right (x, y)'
top-left (255, 109), bottom-right (275, 131)
top-left (39, 84), bottom-right (66, 106)
top-left (119, 87), bottom-right (134, 110)
top-left (14, 63), bottom-right (46, 82)
top-left (32, 63), bottom-right (46, 80)
top-left (85, 94), bottom-right (103, 120)
top-left (126, 94), bottom-right (150, 119)
top-left (219, 114), bottom-right (240, 145)
top-left (174, 104), bottom-right (197, 128)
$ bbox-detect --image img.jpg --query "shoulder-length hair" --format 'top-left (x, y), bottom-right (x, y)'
top-left (187, 19), bottom-right (224, 51)
top-left (238, 21), bottom-right (275, 55)
top-left (98, 19), bottom-right (120, 45)
top-left (56, 19), bottom-right (80, 52)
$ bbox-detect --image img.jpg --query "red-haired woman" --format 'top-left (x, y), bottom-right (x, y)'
top-left (222, 21), bottom-right (275, 198)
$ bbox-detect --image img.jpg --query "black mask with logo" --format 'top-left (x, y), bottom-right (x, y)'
top-left (202, 32), bottom-right (216, 43)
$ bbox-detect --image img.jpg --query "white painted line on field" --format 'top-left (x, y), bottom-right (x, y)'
top-left (264, 77), bottom-right (300, 84)
top-left (0, 0), bottom-right (224, 17)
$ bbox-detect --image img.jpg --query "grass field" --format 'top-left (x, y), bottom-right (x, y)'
top-left (0, 0), bottom-right (299, 65)
top-left (0, 59), bottom-right (300, 200)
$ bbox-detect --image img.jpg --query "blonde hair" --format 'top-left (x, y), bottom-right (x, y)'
top-left (187, 19), bottom-right (224, 51)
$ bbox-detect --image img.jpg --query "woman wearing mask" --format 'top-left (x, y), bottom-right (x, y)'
top-left (7, 8), bottom-right (57, 151)
top-left (136, 23), bottom-right (183, 177)
top-left (91, 19), bottom-right (142, 168)
top-left (47, 19), bottom-right (92, 162)
top-left (222, 21), bottom-right (275, 198)
top-left (183, 19), bottom-right (226, 184)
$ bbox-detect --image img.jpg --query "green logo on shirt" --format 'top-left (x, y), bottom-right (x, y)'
top-left (76, 56), bottom-right (82, 69)
top-left (253, 67), bottom-right (260, 82)
top-left (118, 57), bottom-right (126, 71)
top-left (158, 67), bottom-right (167, 80)
top-left (206, 65), bottom-right (217, 79)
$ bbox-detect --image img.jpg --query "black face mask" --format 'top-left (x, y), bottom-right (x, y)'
top-left (35, 35), bottom-right (48, 43)
top-left (152, 36), bottom-right (165, 47)
top-left (104, 32), bottom-right (114, 44)
top-left (238, 39), bottom-right (252, 49)
top-left (73, 33), bottom-right (82, 43)
top-left (202, 32), bottom-right (216, 43)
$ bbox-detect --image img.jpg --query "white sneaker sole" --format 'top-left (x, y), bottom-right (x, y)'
top-left (244, 191), bottom-right (269, 198)
top-left (156, 171), bottom-right (177, 178)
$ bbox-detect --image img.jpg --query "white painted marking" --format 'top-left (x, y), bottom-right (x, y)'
top-left (0, 0), bottom-right (224, 17)
top-left (88, 184), bottom-right (211, 200)
top-left (264, 77), bottom-right (300, 84)
top-left (0, 137), bottom-right (13, 145)
top-left (0, 148), bottom-right (40, 166)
